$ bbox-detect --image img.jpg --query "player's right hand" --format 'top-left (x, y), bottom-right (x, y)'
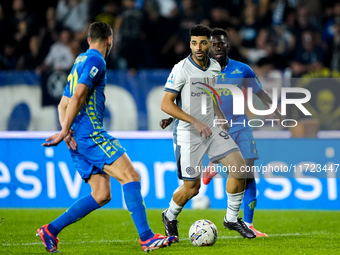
top-left (42, 131), bottom-right (67, 147)
top-left (159, 117), bottom-right (174, 129)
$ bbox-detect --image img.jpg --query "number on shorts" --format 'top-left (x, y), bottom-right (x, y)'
top-left (219, 131), bottom-right (229, 139)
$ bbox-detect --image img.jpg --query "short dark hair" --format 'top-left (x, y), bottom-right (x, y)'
top-left (190, 24), bottom-right (212, 38)
top-left (88, 22), bottom-right (113, 41)
top-left (211, 28), bottom-right (228, 39)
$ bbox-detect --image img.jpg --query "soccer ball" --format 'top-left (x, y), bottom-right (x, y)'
top-left (189, 219), bottom-right (218, 246)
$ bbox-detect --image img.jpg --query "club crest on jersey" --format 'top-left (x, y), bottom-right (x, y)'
top-left (89, 66), bottom-right (99, 78)
top-left (219, 73), bottom-right (226, 81)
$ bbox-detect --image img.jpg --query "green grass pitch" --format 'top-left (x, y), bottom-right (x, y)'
top-left (0, 209), bottom-right (339, 254)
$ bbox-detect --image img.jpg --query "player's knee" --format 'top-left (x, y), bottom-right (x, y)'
top-left (229, 171), bottom-right (247, 180)
top-left (183, 180), bottom-right (201, 199)
top-left (102, 193), bottom-right (112, 205)
top-left (187, 186), bottom-right (200, 199)
top-left (94, 192), bottom-right (111, 206)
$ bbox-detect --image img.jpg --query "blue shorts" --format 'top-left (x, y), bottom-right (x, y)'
top-left (229, 128), bottom-right (259, 160)
top-left (69, 130), bottom-right (126, 181)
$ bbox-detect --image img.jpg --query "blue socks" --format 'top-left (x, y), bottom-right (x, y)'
top-left (48, 194), bottom-right (100, 237)
top-left (123, 181), bottom-right (154, 241)
top-left (243, 179), bottom-right (257, 225)
top-left (47, 182), bottom-right (153, 242)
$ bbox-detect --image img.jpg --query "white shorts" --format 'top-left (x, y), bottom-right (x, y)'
top-left (173, 127), bottom-right (239, 180)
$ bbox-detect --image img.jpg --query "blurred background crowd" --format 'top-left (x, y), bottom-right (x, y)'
top-left (1, 0), bottom-right (340, 133)
top-left (0, 0), bottom-right (340, 77)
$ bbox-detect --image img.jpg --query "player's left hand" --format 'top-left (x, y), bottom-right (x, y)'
top-left (42, 132), bottom-right (67, 147)
top-left (274, 109), bottom-right (284, 128)
top-left (159, 117), bottom-right (173, 129)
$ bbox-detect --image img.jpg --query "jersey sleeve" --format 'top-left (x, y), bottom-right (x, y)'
top-left (164, 63), bottom-right (185, 94)
top-left (78, 56), bottom-right (104, 91)
top-left (242, 65), bottom-right (262, 94)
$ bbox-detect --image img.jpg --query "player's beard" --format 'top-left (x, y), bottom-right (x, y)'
top-left (193, 50), bottom-right (209, 62)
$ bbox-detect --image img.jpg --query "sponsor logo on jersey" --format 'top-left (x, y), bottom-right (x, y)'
top-left (192, 77), bottom-right (222, 106)
top-left (231, 69), bottom-right (243, 74)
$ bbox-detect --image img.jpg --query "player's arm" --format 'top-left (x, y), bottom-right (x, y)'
top-left (43, 84), bottom-right (89, 147)
top-left (62, 83), bottom-right (88, 131)
top-left (161, 91), bottom-right (212, 138)
top-left (57, 95), bottom-right (77, 150)
top-left (256, 89), bottom-right (284, 127)
top-left (212, 94), bottom-right (229, 132)
top-left (245, 65), bottom-right (284, 128)
top-left (161, 92), bottom-right (190, 122)
top-left (58, 95), bottom-right (70, 126)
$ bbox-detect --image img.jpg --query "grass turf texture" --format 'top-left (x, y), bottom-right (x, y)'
top-left (0, 209), bottom-right (339, 254)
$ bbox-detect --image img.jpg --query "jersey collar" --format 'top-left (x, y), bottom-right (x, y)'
top-left (188, 54), bottom-right (211, 71)
top-left (87, 49), bottom-right (103, 57)
top-left (222, 57), bottom-right (231, 72)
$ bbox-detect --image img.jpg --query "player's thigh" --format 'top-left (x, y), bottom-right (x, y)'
top-left (175, 141), bottom-right (207, 180)
top-left (232, 129), bottom-right (258, 179)
top-left (75, 130), bottom-right (126, 168)
top-left (69, 149), bottom-right (108, 182)
top-left (75, 131), bottom-right (137, 184)
top-left (206, 128), bottom-right (240, 164)
top-left (218, 150), bottom-right (247, 179)
top-left (103, 152), bottom-right (140, 184)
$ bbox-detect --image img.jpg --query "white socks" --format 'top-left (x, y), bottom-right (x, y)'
top-left (226, 191), bottom-right (245, 223)
top-left (245, 222), bottom-right (253, 227)
top-left (165, 199), bottom-right (183, 221)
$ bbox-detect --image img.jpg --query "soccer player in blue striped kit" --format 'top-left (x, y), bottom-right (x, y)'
top-left (161, 28), bottom-right (283, 237)
top-left (37, 21), bottom-right (177, 253)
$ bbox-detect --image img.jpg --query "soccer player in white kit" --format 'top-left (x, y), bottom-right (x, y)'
top-left (161, 24), bottom-right (256, 241)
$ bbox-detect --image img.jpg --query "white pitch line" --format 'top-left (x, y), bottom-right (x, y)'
top-left (1, 233), bottom-right (309, 247)
top-left (184, 232), bottom-right (307, 241)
